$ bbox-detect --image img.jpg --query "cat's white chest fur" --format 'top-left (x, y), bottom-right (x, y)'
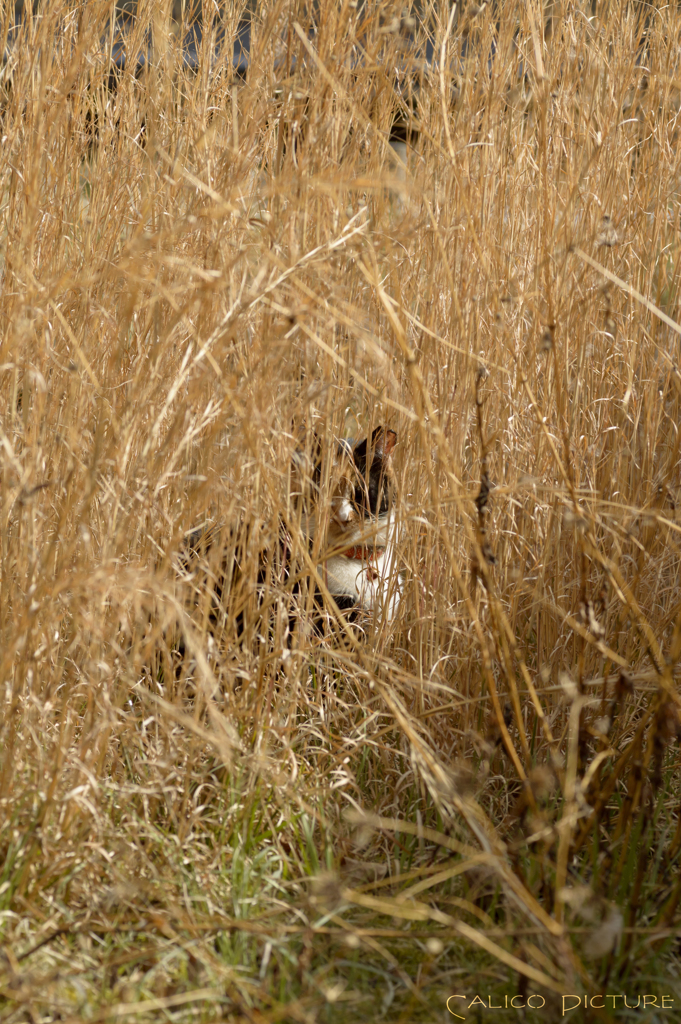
top-left (320, 513), bottom-right (401, 620)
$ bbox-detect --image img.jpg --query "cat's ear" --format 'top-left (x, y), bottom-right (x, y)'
top-left (371, 426), bottom-right (397, 460)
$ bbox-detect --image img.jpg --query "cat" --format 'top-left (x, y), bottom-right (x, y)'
top-left (299, 426), bottom-right (401, 622)
top-left (177, 425), bottom-right (401, 651)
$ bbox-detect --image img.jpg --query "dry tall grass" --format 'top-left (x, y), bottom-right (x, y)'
top-left (2, 0), bottom-right (681, 1020)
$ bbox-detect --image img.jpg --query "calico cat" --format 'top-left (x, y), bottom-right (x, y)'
top-left (303, 426), bottom-right (401, 621)
top-left (178, 426), bottom-right (401, 649)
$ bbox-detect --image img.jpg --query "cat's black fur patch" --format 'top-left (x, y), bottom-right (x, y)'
top-left (351, 426), bottom-right (396, 518)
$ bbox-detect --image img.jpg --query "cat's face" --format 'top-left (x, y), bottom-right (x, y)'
top-left (326, 426), bottom-right (396, 548)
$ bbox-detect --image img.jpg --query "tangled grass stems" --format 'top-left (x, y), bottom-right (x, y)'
top-left (1, 0), bottom-right (681, 1019)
